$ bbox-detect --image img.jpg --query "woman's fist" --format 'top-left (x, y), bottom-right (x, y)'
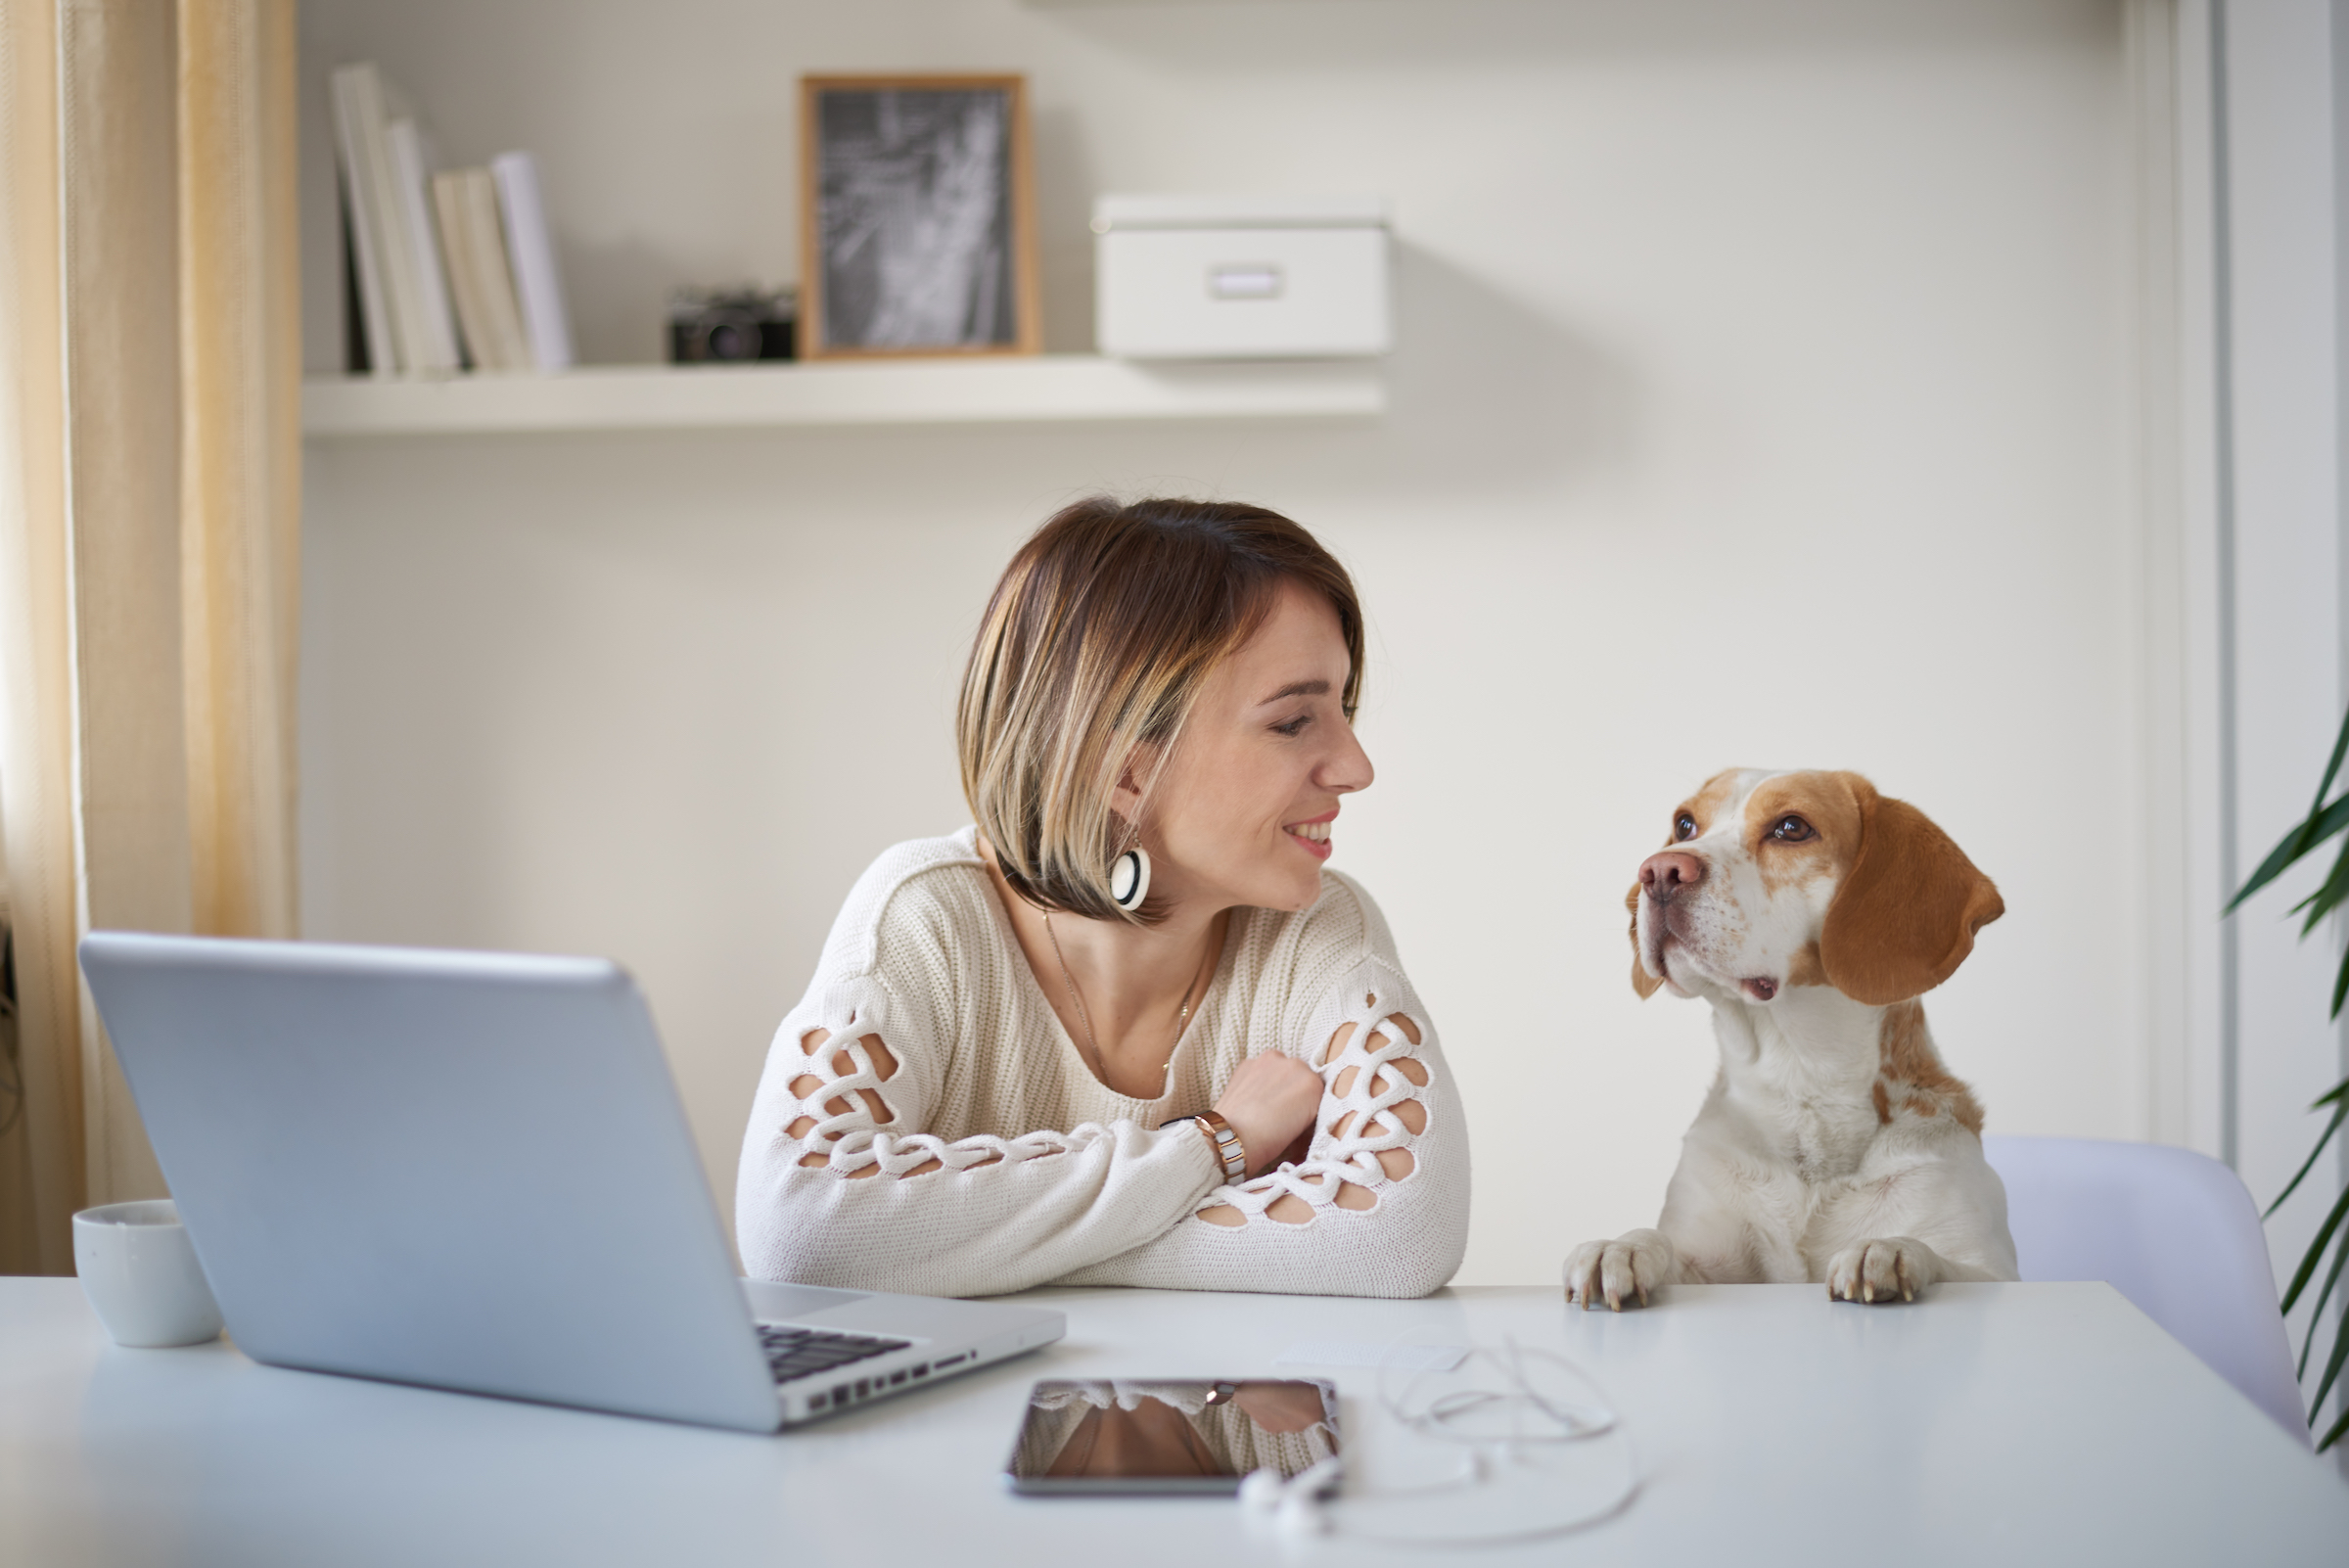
top-left (1212, 1053), bottom-right (1322, 1176)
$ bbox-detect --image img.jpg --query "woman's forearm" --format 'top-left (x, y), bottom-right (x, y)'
top-left (1054, 1005), bottom-right (1471, 1298)
top-left (736, 1116), bottom-right (1223, 1297)
top-left (1050, 1130), bottom-right (1469, 1297)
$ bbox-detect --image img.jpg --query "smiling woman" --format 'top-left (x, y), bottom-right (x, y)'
top-left (735, 497), bottom-right (1469, 1298)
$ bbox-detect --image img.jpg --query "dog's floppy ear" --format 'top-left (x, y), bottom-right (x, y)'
top-left (1819, 779), bottom-right (2004, 1006)
top-left (1627, 883), bottom-right (1665, 999)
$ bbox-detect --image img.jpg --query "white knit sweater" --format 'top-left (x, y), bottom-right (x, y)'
top-left (735, 828), bottom-right (1469, 1298)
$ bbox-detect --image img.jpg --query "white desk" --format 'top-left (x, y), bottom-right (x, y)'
top-left (2, 1277), bottom-right (2342, 1565)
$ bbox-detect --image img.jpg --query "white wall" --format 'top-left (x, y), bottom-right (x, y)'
top-left (2212, 0), bottom-right (2348, 1451)
top-left (296, 0), bottom-right (2142, 1286)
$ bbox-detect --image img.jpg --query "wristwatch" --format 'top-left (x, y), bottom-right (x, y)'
top-left (1192, 1109), bottom-right (1248, 1183)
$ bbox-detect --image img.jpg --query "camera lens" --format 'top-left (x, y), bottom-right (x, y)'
top-left (693, 307), bottom-right (763, 362)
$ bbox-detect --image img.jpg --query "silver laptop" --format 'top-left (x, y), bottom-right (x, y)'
top-left (78, 931), bottom-right (1064, 1433)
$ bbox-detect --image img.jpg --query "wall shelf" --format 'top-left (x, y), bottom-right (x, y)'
top-left (300, 355), bottom-right (1384, 438)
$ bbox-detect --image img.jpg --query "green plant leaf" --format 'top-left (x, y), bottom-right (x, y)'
top-left (2306, 706), bottom-right (2349, 833)
top-left (2303, 1294), bottom-right (2349, 1430)
top-left (2292, 836), bottom-right (2349, 935)
top-left (2298, 1226), bottom-right (2349, 1379)
top-left (2315, 1079), bottom-right (2349, 1110)
top-left (2229, 794), bottom-right (2349, 912)
top-left (2267, 1098), bottom-right (2349, 1218)
top-left (2279, 1180), bottom-right (2349, 1315)
top-left (2319, 1402), bottom-right (2349, 1454)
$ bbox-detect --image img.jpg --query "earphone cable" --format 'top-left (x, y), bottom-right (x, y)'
top-left (1243, 1333), bottom-right (1642, 1546)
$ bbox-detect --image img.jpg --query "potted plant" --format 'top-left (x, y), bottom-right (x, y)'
top-left (2228, 713), bottom-right (2349, 1452)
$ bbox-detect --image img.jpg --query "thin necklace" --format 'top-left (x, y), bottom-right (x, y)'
top-left (1044, 911), bottom-right (1217, 1095)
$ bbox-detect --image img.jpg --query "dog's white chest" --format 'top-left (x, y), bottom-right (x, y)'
top-left (1715, 1004), bottom-right (1880, 1168)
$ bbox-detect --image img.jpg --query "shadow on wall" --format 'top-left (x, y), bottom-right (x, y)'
top-left (1029, 101), bottom-right (1100, 355)
top-left (561, 231), bottom-right (680, 366)
top-left (1377, 240), bottom-right (1635, 498)
top-left (1033, 0), bottom-right (2109, 69)
top-left (1002, 238), bottom-right (1637, 506)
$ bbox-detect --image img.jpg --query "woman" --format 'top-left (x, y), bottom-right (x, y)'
top-left (735, 497), bottom-right (1467, 1298)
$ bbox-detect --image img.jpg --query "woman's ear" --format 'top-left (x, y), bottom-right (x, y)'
top-left (1108, 741), bottom-right (1162, 825)
top-left (1627, 884), bottom-right (1665, 1000)
top-left (1819, 782), bottom-right (2004, 1006)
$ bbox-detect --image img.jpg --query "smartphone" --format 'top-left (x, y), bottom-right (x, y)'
top-left (1004, 1378), bottom-right (1340, 1497)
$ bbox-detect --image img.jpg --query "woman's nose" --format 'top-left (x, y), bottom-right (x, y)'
top-left (1321, 726), bottom-right (1374, 793)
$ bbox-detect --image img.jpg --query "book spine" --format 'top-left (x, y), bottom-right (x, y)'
top-left (462, 170), bottom-right (534, 372)
top-left (431, 171), bottom-right (490, 372)
top-left (490, 152), bottom-right (575, 372)
top-left (338, 65), bottom-right (429, 376)
top-left (327, 66), bottom-right (397, 377)
top-left (388, 120), bottom-right (461, 374)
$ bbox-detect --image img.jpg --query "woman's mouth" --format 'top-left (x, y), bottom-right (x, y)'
top-left (1284, 812), bottom-right (1335, 860)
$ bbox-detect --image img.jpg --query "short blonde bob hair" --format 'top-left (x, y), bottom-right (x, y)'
top-left (958, 496), bottom-right (1364, 924)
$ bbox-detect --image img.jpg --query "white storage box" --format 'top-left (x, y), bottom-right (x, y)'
top-left (1092, 195), bottom-right (1390, 359)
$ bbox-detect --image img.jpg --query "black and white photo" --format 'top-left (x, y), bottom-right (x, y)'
top-left (800, 75), bottom-right (1038, 358)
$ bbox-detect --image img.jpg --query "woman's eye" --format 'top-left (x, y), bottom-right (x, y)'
top-left (1772, 815), bottom-right (1815, 843)
top-left (1272, 714), bottom-right (1312, 738)
top-left (1674, 814), bottom-right (1696, 842)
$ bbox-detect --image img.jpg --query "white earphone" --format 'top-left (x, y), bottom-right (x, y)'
top-left (1236, 1339), bottom-right (1639, 1547)
top-left (1239, 1454), bottom-right (1343, 1540)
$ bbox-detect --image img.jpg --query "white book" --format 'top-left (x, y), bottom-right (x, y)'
top-left (430, 171), bottom-right (490, 371)
top-left (490, 152), bottom-right (575, 371)
top-left (327, 66), bottom-right (398, 375)
top-left (332, 65), bottom-right (426, 374)
top-left (387, 118), bottom-right (461, 375)
top-left (465, 171), bottom-right (536, 372)
top-left (433, 169), bottom-right (532, 373)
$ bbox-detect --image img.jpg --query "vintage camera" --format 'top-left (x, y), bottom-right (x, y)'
top-left (668, 286), bottom-right (797, 363)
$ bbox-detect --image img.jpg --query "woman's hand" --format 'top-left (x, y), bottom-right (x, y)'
top-left (1212, 1053), bottom-right (1322, 1176)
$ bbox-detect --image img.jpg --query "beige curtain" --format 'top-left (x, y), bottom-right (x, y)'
top-left (0, 0), bottom-right (300, 1274)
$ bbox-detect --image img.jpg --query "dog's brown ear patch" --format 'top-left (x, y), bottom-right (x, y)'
top-left (1627, 883), bottom-right (1665, 999)
top-left (1819, 782), bottom-right (2003, 1006)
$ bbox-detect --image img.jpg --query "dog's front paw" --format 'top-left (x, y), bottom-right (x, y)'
top-left (1563, 1228), bottom-right (1676, 1312)
top-left (1825, 1237), bottom-right (1945, 1304)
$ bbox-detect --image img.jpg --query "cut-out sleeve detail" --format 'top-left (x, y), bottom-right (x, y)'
top-left (1207, 996), bottom-right (1427, 1224)
top-left (738, 972), bottom-right (1223, 1298)
top-left (1059, 953), bottom-right (1470, 1298)
top-left (787, 1015), bottom-right (1091, 1180)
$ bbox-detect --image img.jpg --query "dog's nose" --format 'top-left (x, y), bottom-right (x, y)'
top-left (1639, 851), bottom-right (1706, 899)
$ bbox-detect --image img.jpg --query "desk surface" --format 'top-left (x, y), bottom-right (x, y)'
top-left (3, 1277), bottom-right (2343, 1566)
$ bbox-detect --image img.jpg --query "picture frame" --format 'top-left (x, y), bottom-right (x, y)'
top-left (799, 73), bottom-right (1042, 359)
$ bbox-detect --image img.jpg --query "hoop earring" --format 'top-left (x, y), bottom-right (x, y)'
top-left (1109, 848), bottom-right (1152, 911)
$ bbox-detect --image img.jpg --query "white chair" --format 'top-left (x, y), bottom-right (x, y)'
top-left (1982, 1134), bottom-right (2309, 1446)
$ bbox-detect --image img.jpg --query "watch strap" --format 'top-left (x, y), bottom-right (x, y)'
top-left (1194, 1109), bottom-right (1248, 1183)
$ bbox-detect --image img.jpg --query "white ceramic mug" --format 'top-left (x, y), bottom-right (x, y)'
top-left (72, 1199), bottom-right (224, 1348)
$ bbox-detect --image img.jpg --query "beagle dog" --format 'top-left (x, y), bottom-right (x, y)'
top-left (1564, 769), bottom-right (2019, 1309)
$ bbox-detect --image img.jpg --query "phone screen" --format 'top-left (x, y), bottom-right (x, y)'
top-left (1004, 1378), bottom-right (1340, 1496)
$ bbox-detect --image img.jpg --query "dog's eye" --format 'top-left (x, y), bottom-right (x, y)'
top-left (1771, 815), bottom-right (1816, 843)
top-left (1673, 813), bottom-right (1697, 842)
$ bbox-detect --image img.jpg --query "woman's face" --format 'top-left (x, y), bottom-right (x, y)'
top-left (1127, 579), bottom-right (1374, 914)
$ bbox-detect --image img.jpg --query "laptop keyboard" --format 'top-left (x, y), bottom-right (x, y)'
top-left (756, 1323), bottom-right (913, 1386)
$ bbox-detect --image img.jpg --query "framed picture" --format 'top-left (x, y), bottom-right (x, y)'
top-left (799, 74), bottom-right (1041, 359)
